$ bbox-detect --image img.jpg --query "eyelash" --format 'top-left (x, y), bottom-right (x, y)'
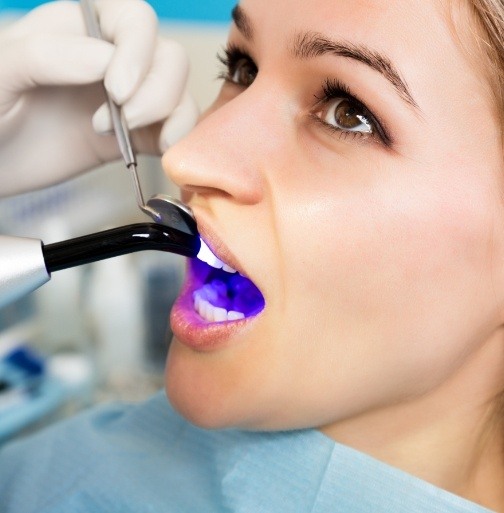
top-left (216, 45), bottom-right (393, 147)
top-left (314, 79), bottom-right (392, 146)
top-left (216, 44), bottom-right (255, 83)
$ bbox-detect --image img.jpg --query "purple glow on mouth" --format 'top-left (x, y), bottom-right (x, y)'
top-left (192, 258), bottom-right (265, 317)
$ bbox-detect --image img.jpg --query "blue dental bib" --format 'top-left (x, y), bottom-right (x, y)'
top-left (0, 391), bottom-right (495, 513)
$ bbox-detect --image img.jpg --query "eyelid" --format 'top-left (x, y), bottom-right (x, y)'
top-left (308, 112), bottom-right (377, 146)
top-left (314, 79), bottom-right (393, 146)
top-left (217, 44), bottom-right (256, 74)
top-left (215, 47), bottom-right (394, 148)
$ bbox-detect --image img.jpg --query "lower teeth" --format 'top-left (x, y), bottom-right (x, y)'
top-left (194, 293), bottom-right (245, 322)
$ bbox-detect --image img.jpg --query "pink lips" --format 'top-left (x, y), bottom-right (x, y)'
top-left (169, 219), bottom-right (263, 351)
top-left (170, 281), bottom-right (253, 351)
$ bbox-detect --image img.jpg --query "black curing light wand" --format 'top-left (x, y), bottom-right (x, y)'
top-left (43, 223), bottom-right (200, 272)
top-left (0, 221), bottom-right (200, 310)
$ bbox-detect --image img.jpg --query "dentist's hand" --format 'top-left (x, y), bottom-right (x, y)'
top-left (0, 0), bottom-right (198, 196)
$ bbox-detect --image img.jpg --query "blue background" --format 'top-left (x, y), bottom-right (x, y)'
top-left (0, 0), bottom-right (235, 22)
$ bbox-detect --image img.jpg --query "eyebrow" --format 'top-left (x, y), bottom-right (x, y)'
top-left (231, 5), bottom-right (253, 40)
top-left (231, 5), bottom-right (419, 111)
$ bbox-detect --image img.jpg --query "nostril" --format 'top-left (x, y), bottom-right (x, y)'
top-left (183, 185), bottom-right (232, 197)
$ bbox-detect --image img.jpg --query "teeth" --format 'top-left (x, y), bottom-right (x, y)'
top-left (197, 239), bottom-right (237, 273)
top-left (213, 307), bottom-right (228, 322)
top-left (193, 293), bottom-right (245, 322)
top-left (197, 240), bottom-right (223, 269)
top-left (227, 311), bottom-right (245, 321)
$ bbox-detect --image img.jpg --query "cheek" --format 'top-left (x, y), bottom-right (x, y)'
top-left (276, 157), bottom-right (501, 396)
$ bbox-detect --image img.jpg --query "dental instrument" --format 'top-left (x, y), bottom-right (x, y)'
top-left (0, 84), bottom-right (199, 307)
top-left (0, 220), bottom-right (200, 310)
top-left (0, 0), bottom-right (201, 309)
top-left (80, 0), bottom-right (197, 234)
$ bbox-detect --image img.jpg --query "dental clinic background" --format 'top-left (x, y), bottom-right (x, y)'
top-left (0, 0), bottom-right (233, 442)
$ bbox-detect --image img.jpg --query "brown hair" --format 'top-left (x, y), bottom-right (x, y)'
top-left (466, 0), bottom-right (504, 449)
top-left (467, 0), bottom-right (504, 122)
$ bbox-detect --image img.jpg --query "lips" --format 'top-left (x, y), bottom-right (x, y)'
top-left (170, 220), bottom-right (266, 350)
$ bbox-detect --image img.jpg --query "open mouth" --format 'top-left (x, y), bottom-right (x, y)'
top-left (191, 239), bottom-right (265, 323)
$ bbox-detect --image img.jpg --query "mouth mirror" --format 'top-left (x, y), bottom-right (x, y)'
top-left (143, 195), bottom-right (198, 236)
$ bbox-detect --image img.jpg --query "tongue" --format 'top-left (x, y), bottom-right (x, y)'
top-left (227, 275), bottom-right (265, 315)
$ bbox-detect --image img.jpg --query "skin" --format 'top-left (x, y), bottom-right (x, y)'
top-left (162, 0), bottom-right (504, 508)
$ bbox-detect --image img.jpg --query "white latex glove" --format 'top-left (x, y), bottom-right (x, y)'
top-left (0, 0), bottom-right (199, 196)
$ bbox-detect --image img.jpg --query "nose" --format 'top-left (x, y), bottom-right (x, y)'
top-left (162, 86), bottom-right (275, 206)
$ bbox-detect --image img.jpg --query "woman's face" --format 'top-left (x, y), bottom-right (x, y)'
top-left (162, 0), bottom-right (504, 432)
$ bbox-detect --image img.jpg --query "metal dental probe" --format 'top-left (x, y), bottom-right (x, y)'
top-left (80, 0), bottom-right (156, 217)
top-left (80, 0), bottom-right (198, 237)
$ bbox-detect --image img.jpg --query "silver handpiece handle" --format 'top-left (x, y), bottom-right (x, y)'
top-left (0, 236), bottom-right (50, 309)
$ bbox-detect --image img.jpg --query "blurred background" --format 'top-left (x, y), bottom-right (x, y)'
top-left (0, 0), bottom-right (233, 442)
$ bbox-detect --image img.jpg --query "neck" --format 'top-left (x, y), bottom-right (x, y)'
top-left (321, 330), bottom-right (504, 511)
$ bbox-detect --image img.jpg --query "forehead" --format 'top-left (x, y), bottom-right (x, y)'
top-left (238, 0), bottom-right (450, 39)
top-left (236, 0), bottom-right (465, 66)
top-left (236, 0), bottom-right (485, 112)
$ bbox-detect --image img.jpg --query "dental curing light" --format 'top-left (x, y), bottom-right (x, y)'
top-left (0, 221), bottom-right (200, 310)
top-left (0, 3), bottom-right (203, 310)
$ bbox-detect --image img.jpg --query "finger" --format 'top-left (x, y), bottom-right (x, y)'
top-left (96, 0), bottom-right (158, 104)
top-left (113, 93), bottom-right (198, 156)
top-left (158, 90), bottom-right (200, 152)
top-left (9, 0), bottom-right (157, 105)
top-left (7, 1), bottom-right (87, 37)
top-left (119, 39), bottom-right (189, 128)
top-left (92, 102), bottom-right (113, 134)
top-left (93, 38), bottom-right (189, 133)
top-left (0, 35), bottom-right (113, 95)
top-left (0, 35), bottom-right (112, 115)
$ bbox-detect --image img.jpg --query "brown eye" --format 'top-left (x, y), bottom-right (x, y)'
top-left (230, 58), bottom-right (257, 87)
top-left (323, 98), bottom-right (373, 133)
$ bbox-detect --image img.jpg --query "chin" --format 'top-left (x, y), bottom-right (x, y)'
top-left (166, 391), bottom-right (229, 430)
top-left (163, 337), bottom-right (293, 432)
top-left (163, 340), bottom-right (244, 430)
top-left (164, 380), bottom-right (254, 431)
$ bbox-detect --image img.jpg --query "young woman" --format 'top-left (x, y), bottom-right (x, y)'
top-left (1, 0), bottom-right (504, 511)
top-left (163, 0), bottom-right (504, 508)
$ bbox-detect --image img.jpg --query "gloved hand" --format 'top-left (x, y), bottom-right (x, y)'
top-left (0, 0), bottom-right (198, 196)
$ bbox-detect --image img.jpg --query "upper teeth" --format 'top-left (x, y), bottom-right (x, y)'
top-left (197, 239), bottom-right (237, 273)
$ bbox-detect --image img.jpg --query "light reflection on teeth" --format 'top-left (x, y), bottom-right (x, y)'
top-left (227, 311), bottom-right (245, 321)
top-left (197, 239), bottom-right (237, 273)
top-left (193, 293), bottom-right (245, 323)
